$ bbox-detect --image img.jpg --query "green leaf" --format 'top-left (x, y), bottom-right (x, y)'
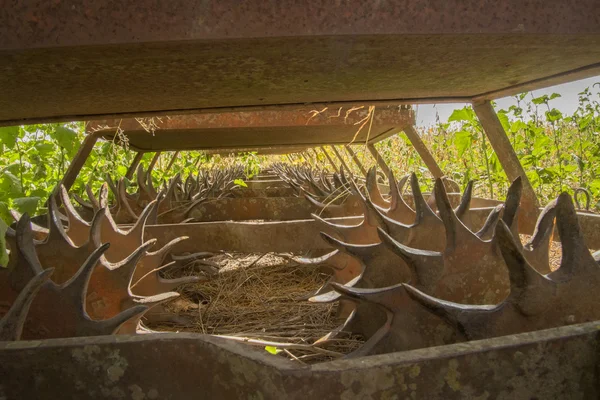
top-left (448, 107), bottom-right (475, 123)
top-left (52, 126), bottom-right (77, 154)
top-left (0, 171), bottom-right (23, 196)
top-left (454, 130), bottom-right (473, 157)
top-left (116, 165), bottom-right (128, 177)
top-left (532, 135), bottom-right (551, 157)
top-left (0, 201), bottom-right (11, 226)
top-left (264, 346), bottom-right (281, 355)
top-left (0, 126), bottom-right (19, 149)
top-left (35, 141), bottom-right (55, 155)
top-left (545, 108), bottom-right (563, 122)
top-left (496, 111), bottom-right (510, 133)
top-left (234, 179), bottom-right (248, 187)
top-left (12, 196), bottom-right (40, 215)
top-left (531, 95), bottom-right (549, 105)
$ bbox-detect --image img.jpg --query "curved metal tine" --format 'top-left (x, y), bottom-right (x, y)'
top-left (9, 209), bottom-right (49, 241)
top-left (105, 173), bottom-right (119, 198)
top-left (383, 171), bottom-right (415, 225)
top-left (129, 236), bottom-right (200, 297)
top-left (329, 282), bottom-right (457, 357)
top-left (547, 193), bottom-right (599, 282)
top-left (59, 184), bottom-right (91, 246)
top-left (85, 184), bottom-right (101, 211)
top-left (0, 268), bottom-right (53, 341)
top-left (521, 198), bottom-right (557, 274)
top-left (365, 167), bottom-right (388, 209)
top-left (431, 178), bottom-right (510, 303)
top-left (320, 231), bottom-right (412, 289)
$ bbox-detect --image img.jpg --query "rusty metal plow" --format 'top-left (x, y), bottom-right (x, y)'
top-left (307, 186), bottom-right (590, 359)
top-left (1, 187), bottom-right (205, 337)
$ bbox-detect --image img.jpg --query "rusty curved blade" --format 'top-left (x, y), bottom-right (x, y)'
top-left (0, 268), bottom-right (53, 341)
top-left (59, 184), bottom-right (91, 246)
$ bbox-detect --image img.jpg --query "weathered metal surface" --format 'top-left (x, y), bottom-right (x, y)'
top-left (402, 124), bottom-right (445, 179)
top-left (473, 100), bottom-right (540, 230)
top-left (187, 197), bottom-right (361, 222)
top-left (243, 180), bottom-right (290, 190)
top-left (229, 187), bottom-right (297, 198)
top-left (88, 107), bottom-right (412, 152)
top-left (205, 146), bottom-right (309, 155)
top-left (1, 2), bottom-right (599, 125)
top-left (366, 144), bottom-right (391, 177)
top-left (143, 206), bottom-right (503, 254)
top-left (0, 321), bottom-right (598, 399)
top-left (344, 145), bottom-right (368, 176)
top-left (325, 194), bottom-right (597, 359)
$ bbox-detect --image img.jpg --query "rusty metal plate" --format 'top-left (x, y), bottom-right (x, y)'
top-left (87, 106), bottom-right (412, 151)
top-left (1, 0), bottom-right (599, 125)
top-left (0, 321), bottom-right (598, 398)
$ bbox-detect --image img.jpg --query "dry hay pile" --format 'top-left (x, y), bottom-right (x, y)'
top-left (155, 252), bottom-right (363, 364)
top-left (154, 236), bottom-right (593, 364)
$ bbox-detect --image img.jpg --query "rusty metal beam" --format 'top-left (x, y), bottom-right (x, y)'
top-left (188, 197), bottom-right (361, 222)
top-left (125, 152), bottom-right (145, 180)
top-left (60, 133), bottom-right (100, 191)
top-left (472, 100), bottom-right (539, 230)
top-left (164, 151), bottom-right (180, 174)
top-left (345, 145), bottom-right (368, 176)
top-left (310, 149), bottom-right (325, 168)
top-left (1, 320), bottom-right (599, 398)
top-left (330, 146), bottom-right (352, 173)
top-left (402, 125), bottom-right (444, 178)
top-left (320, 147), bottom-right (338, 172)
top-left (302, 152), bottom-right (315, 168)
top-left (2, 2), bottom-right (599, 126)
top-left (147, 152), bottom-right (161, 175)
top-left (89, 107), bottom-right (412, 152)
top-left (366, 143), bottom-right (391, 177)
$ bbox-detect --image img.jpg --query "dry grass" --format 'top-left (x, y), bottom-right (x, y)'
top-left (151, 235), bottom-right (596, 365)
top-left (153, 252), bottom-right (363, 364)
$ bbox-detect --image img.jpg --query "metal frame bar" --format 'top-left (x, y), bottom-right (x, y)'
top-left (320, 146), bottom-right (338, 172)
top-left (472, 100), bottom-right (540, 229)
top-left (125, 151), bottom-right (145, 180)
top-left (330, 145), bottom-right (351, 173)
top-left (402, 125), bottom-right (444, 178)
top-left (366, 143), bottom-right (391, 176)
top-left (59, 133), bottom-right (100, 191)
top-left (345, 145), bottom-right (368, 176)
top-left (164, 151), bottom-right (180, 174)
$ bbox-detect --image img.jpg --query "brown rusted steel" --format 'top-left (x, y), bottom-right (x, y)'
top-left (473, 99), bottom-right (540, 231)
top-left (324, 193), bottom-right (598, 359)
top-left (164, 151), bottom-right (180, 174)
top-left (125, 151), bottom-right (145, 180)
top-left (1, 321), bottom-right (599, 398)
top-left (0, 269), bottom-right (53, 341)
top-left (1, 215), bottom-right (151, 340)
top-left (330, 146), bottom-right (351, 175)
top-left (205, 146), bottom-right (310, 155)
top-left (344, 145), bottom-right (368, 176)
top-left (366, 144), bottom-right (391, 177)
top-left (59, 133), bottom-right (100, 191)
top-left (319, 147), bottom-right (339, 172)
top-left (88, 107), bottom-right (413, 152)
top-left (402, 125), bottom-right (444, 178)
top-left (2, 1), bottom-right (599, 126)
top-left (147, 152), bottom-right (161, 175)
top-left (187, 197), bottom-right (357, 222)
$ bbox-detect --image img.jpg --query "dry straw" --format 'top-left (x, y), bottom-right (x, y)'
top-left (156, 252), bottom-right (364, 364)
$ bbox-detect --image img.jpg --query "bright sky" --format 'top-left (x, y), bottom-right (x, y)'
top-left (414, 76), bottom-right (600, 127)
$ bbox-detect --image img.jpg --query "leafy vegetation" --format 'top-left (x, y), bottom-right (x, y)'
top-left (0, 84), bottom-right (598, 225)
top-left (376, 85), bottom-right (600, 210)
